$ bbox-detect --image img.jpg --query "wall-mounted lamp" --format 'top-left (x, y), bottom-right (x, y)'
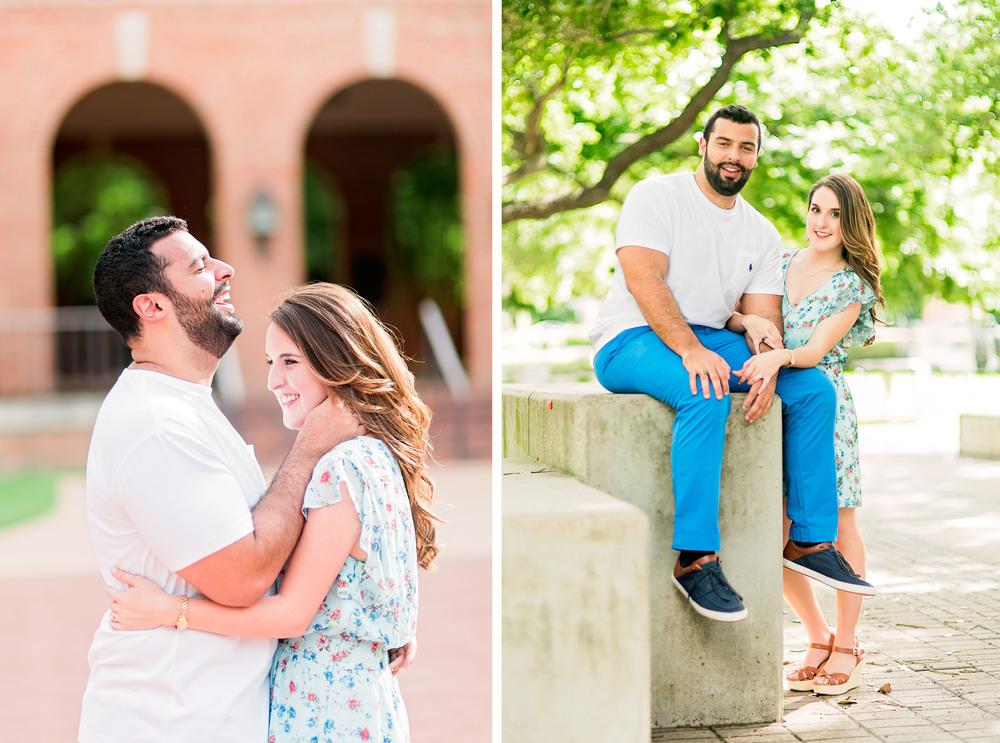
top-left (248, 189), bottom-right (279, 256)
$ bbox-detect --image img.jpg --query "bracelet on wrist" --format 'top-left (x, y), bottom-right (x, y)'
top-left (175, 595), bottom-right (189, 632)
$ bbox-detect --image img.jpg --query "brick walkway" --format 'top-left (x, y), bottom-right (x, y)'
top-left (0, 459), bottom-right (491, 743)
top-left (653, 413), bottom-right (1000, 743)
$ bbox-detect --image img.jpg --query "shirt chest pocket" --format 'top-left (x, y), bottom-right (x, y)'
top-left (723, 247), bottom-right (759, 309)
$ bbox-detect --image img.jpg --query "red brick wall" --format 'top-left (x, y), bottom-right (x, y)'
top-left (0, 0), bottom-right (491, 398)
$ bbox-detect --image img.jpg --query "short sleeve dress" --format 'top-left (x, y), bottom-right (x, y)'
top-left (781, 250), bottom-right (877, 508)
top-left (269, 436), bottom-right (418, 743)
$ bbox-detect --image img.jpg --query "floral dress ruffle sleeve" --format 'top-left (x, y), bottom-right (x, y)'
top-left (269, 436), bottom-right (417, 743)
top-left (780, 250), bottom-right (877, 508)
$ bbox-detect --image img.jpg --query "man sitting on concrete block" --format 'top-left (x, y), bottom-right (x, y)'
top-left (588, 104), bottom-right (875, 622)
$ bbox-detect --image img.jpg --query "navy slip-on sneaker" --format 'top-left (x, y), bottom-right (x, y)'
top-left (671, 555), bottom-right (748, 622)
top-left (783, 541), bottom-right (876, 596)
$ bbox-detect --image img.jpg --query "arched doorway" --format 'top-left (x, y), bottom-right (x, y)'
top-left (303, 79), bottom-right (463, 376)
top-left (51, 82), bottom-right (211, 389)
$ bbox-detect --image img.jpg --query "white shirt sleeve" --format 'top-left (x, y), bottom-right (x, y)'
top-left (614, 179), bottom-right (672, 256)
top-left (115, 428), bottom-right (256, 573)
top-left (744, 228), bottom-right (784, 296)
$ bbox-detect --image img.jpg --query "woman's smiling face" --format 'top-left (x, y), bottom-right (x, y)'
top-left (265, 322), bottom-right (329, 431)
top-left (807, 185), bottom-right (844, 255)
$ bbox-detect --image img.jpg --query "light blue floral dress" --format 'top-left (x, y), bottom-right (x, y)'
top-left (269, 436), bottom-right (418, 743)
top-left (781, 250), bottom-right (877, 508)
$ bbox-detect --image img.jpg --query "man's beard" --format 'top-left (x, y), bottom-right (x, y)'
top-left (704, 154), bottom-right (753, 197)
top-left (169, 288), bottom-right (244, 359)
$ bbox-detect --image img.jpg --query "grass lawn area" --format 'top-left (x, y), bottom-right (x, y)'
top-left (0, 471), bottom-right (60, 529)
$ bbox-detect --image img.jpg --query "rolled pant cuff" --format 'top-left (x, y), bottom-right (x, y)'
top-left (788, 528), bottom-right (837, 544)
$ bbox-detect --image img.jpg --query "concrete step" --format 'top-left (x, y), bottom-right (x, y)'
top-left (503, 382), bottom-right (784, 728)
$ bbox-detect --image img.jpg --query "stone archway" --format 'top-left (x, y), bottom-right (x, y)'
top-left (303, 78), bottom-right (462, 374)
top-left (54, 81), bottom-right (212, 248)
top-left (51, 81), bottom-right (211, 390)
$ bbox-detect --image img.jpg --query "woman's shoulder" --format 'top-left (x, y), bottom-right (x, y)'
top-left (837, 267), bottom-right (877, 302)
top-left (317, 436), bottom-right (396, 475)
top-left (306, 437), bottom-right (396, 510)
top-left (780, 248), bottom-right (801, 268)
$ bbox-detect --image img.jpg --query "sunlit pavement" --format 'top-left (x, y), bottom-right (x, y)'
top-left (5, 372), bottom-right (1000, 742)
top-left (655, 375), bottom-right (1000, 742)
top-left (0, 458), bottom-right (491, 743)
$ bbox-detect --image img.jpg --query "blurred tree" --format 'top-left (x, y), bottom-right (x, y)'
top-left (304, 161), bottom-right (346, 284)
top-left (734, 0), bottom-right (1000, 319)
top-left (52, 154), bottom-right (168, 306)
top-left (503, 0), bottom-right (1000, 323)
top-left (388, 148), bottom-right (465, 311)
top-left (503, 0), bottom-right (824, 222)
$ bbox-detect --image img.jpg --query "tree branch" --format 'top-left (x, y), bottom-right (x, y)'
top-left (504, 61), bottom-right (571, 185)
top-left (503, 7), bottom-right (817, 223)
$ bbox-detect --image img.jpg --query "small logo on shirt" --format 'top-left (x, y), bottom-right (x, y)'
top-left (748, 263), bottom-right (753, 272)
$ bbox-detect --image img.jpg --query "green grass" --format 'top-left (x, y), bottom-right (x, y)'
top-left (0, 471), bottom-right (59, 529)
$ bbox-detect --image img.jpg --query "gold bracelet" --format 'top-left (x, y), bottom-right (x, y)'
top-left (787, 350), bottom-right (795, 367)
top-left (175, 595), bottom-right (189, 632)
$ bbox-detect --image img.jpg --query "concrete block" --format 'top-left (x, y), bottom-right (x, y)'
top-left (502, 383), bottom-right (784, 727)
top-left (960, 415), bottom-right (1000, 459)
top-left (502, 460), bottom-right (650, 743)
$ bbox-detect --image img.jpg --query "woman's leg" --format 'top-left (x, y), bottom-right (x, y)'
top-left (822, 507), bottom-right (866, 677)
top-left (782, 500), bottom-right (833, 671)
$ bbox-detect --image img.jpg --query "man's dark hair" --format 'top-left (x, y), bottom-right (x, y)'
top-left (93, 216), bottom-right (188, 346)
top-left (702, 104), bottom-right (763, 151)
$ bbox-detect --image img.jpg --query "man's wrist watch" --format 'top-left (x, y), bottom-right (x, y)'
top-left (175, 595), bottom-right (189, 631)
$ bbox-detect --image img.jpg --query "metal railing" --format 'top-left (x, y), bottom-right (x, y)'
top-left (0, 306), bottom-right (129, 393)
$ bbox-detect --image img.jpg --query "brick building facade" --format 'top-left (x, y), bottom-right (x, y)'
top-left (0, 0), bottom-right (491, 400)
top-left (0, 0), bottom-right (491, 459)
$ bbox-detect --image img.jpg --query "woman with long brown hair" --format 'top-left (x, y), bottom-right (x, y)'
top-left (735, 173), bottom-right (885, 696)
top-left (109, 282), bottom-right (438, 742)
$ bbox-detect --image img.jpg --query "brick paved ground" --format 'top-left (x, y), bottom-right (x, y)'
top-left (0, 458), bottom-right (491, 743)
top-left (653, 397), bottom-right (1000, 743)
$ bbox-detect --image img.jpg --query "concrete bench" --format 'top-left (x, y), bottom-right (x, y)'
top-left (502, 382), bottom-right (784, 728)
top-left (960, 415), bottom-right (1000, 459)
top-left (502, 460), bottom-right (650, 743)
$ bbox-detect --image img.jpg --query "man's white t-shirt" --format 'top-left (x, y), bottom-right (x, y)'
top-left (79, 369), bottom-right (274, 743)
top-left (589, 172), bottom-right (784, 353)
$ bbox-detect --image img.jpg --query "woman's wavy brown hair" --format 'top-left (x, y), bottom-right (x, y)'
top-left (270, 283), bottom-right (439, 569)
top-left (808, 173), bottom-right (886, 344)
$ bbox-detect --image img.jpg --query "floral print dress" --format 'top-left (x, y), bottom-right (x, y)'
top-left (269, 436), bottom-right (418, 743)
top-left (781, 250), bottom-right (877, 508)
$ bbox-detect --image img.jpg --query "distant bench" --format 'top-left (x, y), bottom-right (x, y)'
top-left (960, 415), bottom-right (1000, 459)
top-left (502, 383), bottom-right (784, 731)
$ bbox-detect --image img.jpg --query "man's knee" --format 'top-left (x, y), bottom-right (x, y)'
top-left (780, 367), bottom-right (835, 412)
top-left (675, 390), bottom-right (732, 425)
top-left (807, 370), bottom-right (836, 411)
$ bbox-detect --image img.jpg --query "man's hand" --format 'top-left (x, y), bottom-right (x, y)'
top-left (682, 347), bottom-right (731, 400)
top-left (740, 374), bottom-right (777, 423)
top-left (297, 397), bottom-right (367, 456)
top-left (388, 638), bottom-right (418, 676)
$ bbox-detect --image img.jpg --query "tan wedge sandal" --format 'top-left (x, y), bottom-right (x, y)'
top-left (812, 642), bottom-right (866, 695)
top-left (785, 632), bottom-right (835, 692)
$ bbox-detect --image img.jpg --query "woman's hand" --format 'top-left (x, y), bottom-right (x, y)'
top-left (736, 348), bottom-right (790, 391)
top-left (740, 313), bottom-right (784, 353)
top-left (107, 567), bottom-right (182, 631)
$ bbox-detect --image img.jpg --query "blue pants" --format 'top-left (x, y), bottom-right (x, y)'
top-left (594, 325), bottom-right (839, 550)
